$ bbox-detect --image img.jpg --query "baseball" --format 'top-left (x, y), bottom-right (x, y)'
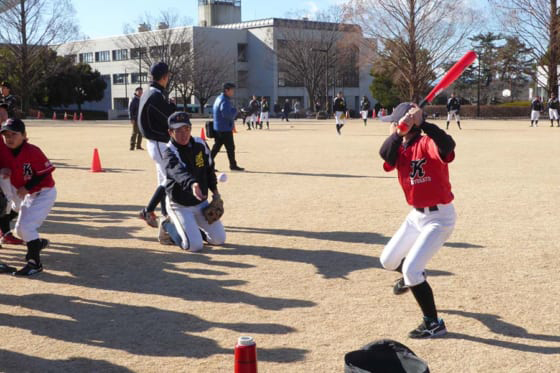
top-left (218, 172), bottom-right (228, 183)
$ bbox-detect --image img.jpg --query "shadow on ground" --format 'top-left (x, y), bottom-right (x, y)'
top-left (244, 170), bottom-right (394, 179)
top-left (441, 309), bottom-right (560, 354)
top-left (0, 349), bottom-right (134, 373)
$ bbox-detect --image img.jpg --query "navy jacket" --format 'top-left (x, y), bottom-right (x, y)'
top-left (138, 82), bottom-right (176, 142)
top-left (129, 94), bottom-right (141, 122)
top-left (164, 138), bottom-right (217, 207)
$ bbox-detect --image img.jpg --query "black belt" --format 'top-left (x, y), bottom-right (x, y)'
top-left (415, 205), bottom-right (439, 213)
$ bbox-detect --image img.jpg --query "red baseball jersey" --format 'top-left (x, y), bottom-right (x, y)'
top-left (4, 141), bottom-right (55, 193)
top-left (383, 135), bottom-right (454, 207)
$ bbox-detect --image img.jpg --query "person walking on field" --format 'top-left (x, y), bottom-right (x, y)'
top-left (211, 83), bottom-right (244, 172)
top-left (333, 91), bottom-right (347, 135)
top-left (360, 96), bottom-right (371, 126)
top-left (248, 95), bottom-right (260, 130)
top-left (129, 87), bottom-right (144, 150)
top-left (260, 97), bottom-right (270, 129)
top-left (137, 62), bottom-right (176, 229)
top-left (379, 102), bottom-right (457, 339)
top-left (530, 96), bottom-right (543, 127)
top-left (547, 93), bottom-right (560, 127)
top-left (281, 99), bottom-right (291, 122)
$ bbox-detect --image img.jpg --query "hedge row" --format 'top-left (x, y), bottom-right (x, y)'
top-left (422, 105), bottom-right (534, 118)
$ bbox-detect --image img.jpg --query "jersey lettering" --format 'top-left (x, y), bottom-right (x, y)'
top-left (23, 163), bottom-right (33, 180)
top-left (410, 158), bottom-right (427, 178)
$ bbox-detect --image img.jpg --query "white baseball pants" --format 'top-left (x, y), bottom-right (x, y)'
top-left (147, 140), bottom-right (168, 186)
top-left (335, 111), bottom-right (345, 125)
top-left (380, 203), bottom-right (456, 286)
top-left (167, 199), bottom-right (226, 252)
top-left (360, 110), bottom-right (368, 120)
top-left (531, 110), bottom-right (540, 121)
top-left (447, 110), bottom-right (460, 122)
top-left (260, 112), bottom-right (269, 122)
top-left (549, 109), bottom-right (559, 120)
top-left (250, 114), bottom-right (258, 124)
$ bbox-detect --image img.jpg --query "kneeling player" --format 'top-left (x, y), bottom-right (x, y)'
top-left (0, 119), bottom-right (56, 276)
top-left (162, 112), bottom-right (226, 252)
top-left (378, 103), bottom-right (456, 338)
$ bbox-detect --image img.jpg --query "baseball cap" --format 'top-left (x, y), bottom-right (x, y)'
top-left (0, 81), bottom-right (11, 89)
top-left (168, 112), bottom-right (192, 129)
top-left (150, 61), bottom-right (169, 80)
top-left (1, 118), bottom-right (25, 133)
top-left (223, 82), bottom-right (236, 90)
top-left (381, 102), bottom-right (415, 122)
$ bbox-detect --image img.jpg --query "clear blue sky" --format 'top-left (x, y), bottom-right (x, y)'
top-left (72, 0), bottom-right (340, 40)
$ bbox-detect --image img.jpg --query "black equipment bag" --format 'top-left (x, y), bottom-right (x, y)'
top-left (205, 121), bottom-right (215, 138)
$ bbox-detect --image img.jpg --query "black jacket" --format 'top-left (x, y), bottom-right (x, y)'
top-left (129, 94), bottom-right (141, 122)
top-left (361, 99), bottom-right (371, 111)
top-left (547, 97), bottom-right (559, 110)
top-left (261, 101), bottom-right (269, 113)
top-left (447, 97), bottom-right (461, 112)
top-left (1, 94), bottom-right (19, 118)
top-left (283, 102), bottom-right (291, 113)
top-left (333, 97), bottom-right (346, 112)
top-left (164, 138), bottom-right (217, 207)
top-left (249, 99), bottom-right (260, 114)
top-left (138, 82), bottom-right (176, 142)
top-left (531, 99), bottom-right (543, 111)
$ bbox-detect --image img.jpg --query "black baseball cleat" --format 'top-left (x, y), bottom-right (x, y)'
top-left (14, 261), bottom-right (43, 276)
top-left (409, 318), bottom-right (447, 339)
top-left (0, 263), bottom-right (17, 274)
top-left (336, 124), bottom-right (341, 135)
top-left (393, 277), bottom-right (409, 295)
top-left (230, 165), bottom-right (245, 171)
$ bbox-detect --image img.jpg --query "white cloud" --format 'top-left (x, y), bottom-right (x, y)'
top-left (303, 1), bottom-right (319, 18)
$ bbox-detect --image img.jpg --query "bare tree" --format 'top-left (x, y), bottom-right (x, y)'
top-left (0, 0), bottom-right (79, 113)
top-left (345, 0), bottom-right (478, 101)
top-left (190, 47), bottom-right (230, 114)
top-left (122, 10), bottom-right (193, 92)
top-left (276, 9), bottom-right (361, 110)
top-left (491, 0), bottom-right (559, 95)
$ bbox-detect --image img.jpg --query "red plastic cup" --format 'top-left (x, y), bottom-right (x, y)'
top-left (234, 336), bottom-right (257, 373)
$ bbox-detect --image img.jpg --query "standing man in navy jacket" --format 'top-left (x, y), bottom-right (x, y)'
top-left (137, 62), bottom-right (177, 227)
top-left (211, 83), bottom-right (244, 171)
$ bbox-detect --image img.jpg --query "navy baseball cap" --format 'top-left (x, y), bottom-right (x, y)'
top-left (168, 112), bottom-right (191, 129)
top-left (150, 61), bottom-right (169, 80)
top-left (223, 82), bottom-right (236, 90)
top-left (1, 118), bottom-right (25, 133)
top-left (381, 102), bottom-right (415, 122)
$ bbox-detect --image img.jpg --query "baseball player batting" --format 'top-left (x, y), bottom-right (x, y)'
top-left (379, 103), bottom-right (456, 338)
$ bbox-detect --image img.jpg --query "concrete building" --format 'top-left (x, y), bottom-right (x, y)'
top-left (56, 0), bottom-right (374, 118)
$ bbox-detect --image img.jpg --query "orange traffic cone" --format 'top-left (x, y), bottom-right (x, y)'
top-left (52, 112), bottom-right (57, 120)
top-left (200, 127), bottom-right (207, 141)
top-left (91, 148), bottom-right (103, 172)
top-left (73, 112), bottom-right (78, 121)
top-left (234, 336), bottom-right (257, 373)
top-left (372, 110), bottom-right (377, 119)
top-left (79, 112), bottom-right (84, 121)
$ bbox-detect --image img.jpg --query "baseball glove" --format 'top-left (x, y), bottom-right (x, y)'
top-left (203, 195), bottom-right (224, 224)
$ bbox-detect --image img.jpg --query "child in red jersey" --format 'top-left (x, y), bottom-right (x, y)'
top-left (379, 103), bottom-right (456, 339)
top-left (0, 119), bottom-right (56, 276)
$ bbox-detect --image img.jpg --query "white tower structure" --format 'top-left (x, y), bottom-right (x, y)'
top-left (198, 0), bottom-right (242, 27)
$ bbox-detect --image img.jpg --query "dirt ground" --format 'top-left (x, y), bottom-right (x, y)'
top-left (0, 116), bottom-right (559, 373)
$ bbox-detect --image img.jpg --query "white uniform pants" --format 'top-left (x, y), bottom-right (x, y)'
top-left (167, 199), bottom-right (226, 252)
top-left (549, 109), bottom-right (559, 120)
top-left (380, 203), bottom-right (456, 286)
top-left (147, 140), bottom-right (168, 186)
top-left (260, 112), bottom-right (269, 122)
top-left (447, 110), bottom-right (460, 122)
top-left (335, 111), bottom-right (345, 125)
top-left (250, 114), bottom-right (258, 124)
top-left (360, 110), bottom-right (368, 120)
top-left (531, 110), bottom-right (540, 121)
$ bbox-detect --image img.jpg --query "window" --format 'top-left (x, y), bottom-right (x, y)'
top-left (278, 71), bottom-right (286, 87)
top-left (112, 49), bottom-right (129, 61)
top-left (237, 70), bottom-right (248, 88)
top-left (95, 50), bottom-right (111, 62)
top-left (113, 73), bottom-right (128, 85)
top-left (131, 72), bottom-right (148, 84)
top-left (114, 98), bottom-right (129, 110)
top-left (150, 45), bottom-right (166, 58)
top-left (79, 52), bottom-right (94, 63)
top-left (237, 43), bottom-right (247, 62)
top-left (130, 47), bottom-right (147, 59)
top-left (171, 43), bottom-right (190, 56)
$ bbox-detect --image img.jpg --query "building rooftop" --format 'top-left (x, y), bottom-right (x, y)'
top-left (214, 17), bottom-right (361, 33)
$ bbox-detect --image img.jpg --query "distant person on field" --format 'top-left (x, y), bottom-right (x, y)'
top-left (530, 96), bottom-right (543, 127)
top-left (129, 86), bottom-right (144, 150)
top-left (547, 93), bottom-right (560, 127)
top-left (446, 93), bottom-right (461, 130)
top-left (360, 96), bottom-right (371, 126)
top-left (333, 91), bottom-right (347, 135)
top-left (282, 99), bottom-right (291, 122)
top-left (260, 97), bottom-right (270, 130)
top-left (248, 95), bottom-right (259, 130)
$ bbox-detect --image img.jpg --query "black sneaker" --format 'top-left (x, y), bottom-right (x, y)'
top-left (25, 239), bottom-right (49, 261)
top-left (14, 261), bottom-right (43, 276)
top-left (409, 318), bottom-right (447, 339)
top-left (230, 166), bottom-right (245, 171)
top-left (393, 277), bottom-right (409, 295)
top-left (0, 263), bottom-right (16, 274)
top-left (336, 124), bottom-right (341, 135)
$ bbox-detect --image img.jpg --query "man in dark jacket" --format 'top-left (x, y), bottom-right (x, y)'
top-left (137, 62), bottom-right (177, 229)
top-left (129, 87), bottom-right (143, 150)
top-left (282, 99), bottom-right (291, 122)
top-left (211, 83), bottom-right (244, 171)
top-left (163, 112), bottom-right (226, 252)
